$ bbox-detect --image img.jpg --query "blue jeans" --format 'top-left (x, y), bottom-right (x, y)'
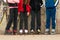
top-left (46, 7), bottom-right (56, 29)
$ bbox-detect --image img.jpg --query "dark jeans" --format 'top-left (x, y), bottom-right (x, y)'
top-left (6, 8), bottom-right (18, 30)
top-left (46, 7), bottom-right (56, 29)
top-left (31, 10), bottom-right (41, 30)
top-left (19, 12), bottom-right (28, 30)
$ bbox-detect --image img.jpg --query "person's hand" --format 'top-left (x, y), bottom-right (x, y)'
top-left (18, 12), bottom-right (20, 15)
top-left (3, 0), bottom-right (7, 3)
top-left (27, 12), bottom-right (30, 16)
top-left (40, 4), bottom-right (44, 7)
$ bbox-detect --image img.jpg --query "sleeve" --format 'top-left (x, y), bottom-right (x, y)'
top-left (26, 0), bottom-right (31, 13)
top-left (54, 0), bottom-right (59, 7)
top-left (18, 0), bottom-right (21, 13)
top-left (18, 0), bottom-right (24, 13)
top-left (18, 3), bottom-right (20, 13)
top-left (26, 4), bottom-right (31, 13)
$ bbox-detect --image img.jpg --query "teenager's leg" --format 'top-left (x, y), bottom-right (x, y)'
top-left (23, 12), bottom-right (29, 33)
top-left (45, 8), bottom-right (51, 34)
top-left (36, 11), bottom-right (41, 30)
top-left (46, 8), bottom-right (51, 29)
top-left (6, 8), bottom-right (14, 30)
top-left (24, 12), bottom-right (28, 30)
top-left (31, 10), bottom-right (35, 30)
top-left (19, 12), bottom-right (24, 30)
top-left (50, 8), bottom-right (56, 34)
top-left (51, 8), bottom-right (56, 29)
top-left (13, 8), bottom-right (18, 31)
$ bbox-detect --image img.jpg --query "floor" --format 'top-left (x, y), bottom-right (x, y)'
top-left (0, 35), bottom-right (60, 40)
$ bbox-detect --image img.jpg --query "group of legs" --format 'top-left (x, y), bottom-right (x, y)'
top-left (5, 7), bottom-right (56, 35)
top-left (5, 8), bottom-right (42, 35)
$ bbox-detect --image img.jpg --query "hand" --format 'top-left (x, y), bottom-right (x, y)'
top-left (40, 4), bottom-right (43, 7)
top-left (27, 12), bottom-right (30, 16)
top-left (18, 12), bottom-right (20, 15)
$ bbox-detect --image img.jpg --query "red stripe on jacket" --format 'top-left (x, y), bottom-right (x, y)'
top-left (18, 0), bottom-right (31, 13)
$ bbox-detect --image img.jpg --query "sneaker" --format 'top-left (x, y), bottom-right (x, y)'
top-left (13, 30), bottom-right (17, 35)
top-left (45, 29), bottom-right (50, 35)
top-left (24, 29), bottom-right (28, 34)
top-left (19, 29), bottom-right (23, 34)
top-left (30, 29), bottom-right (35, 33)
top-left (5, 30), bottom-right (12, 35)
top-left (36, 29), bottom-right (41, 34)
top-left (50, 29), bottom-right (56, 35)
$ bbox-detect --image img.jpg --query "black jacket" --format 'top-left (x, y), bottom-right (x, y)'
top-left (30, 0), bottom-right (43, 11)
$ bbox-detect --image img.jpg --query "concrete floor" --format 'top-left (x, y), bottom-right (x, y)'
top-left (0, 35), bottom-right (60, 40)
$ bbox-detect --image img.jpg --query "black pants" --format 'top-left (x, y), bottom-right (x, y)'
top-left (31, 10), bottom-right (41, 30)
top-left (19, 12), bottom-right (28, 30)
top-left (6, 8), bottom-right (18, 30)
